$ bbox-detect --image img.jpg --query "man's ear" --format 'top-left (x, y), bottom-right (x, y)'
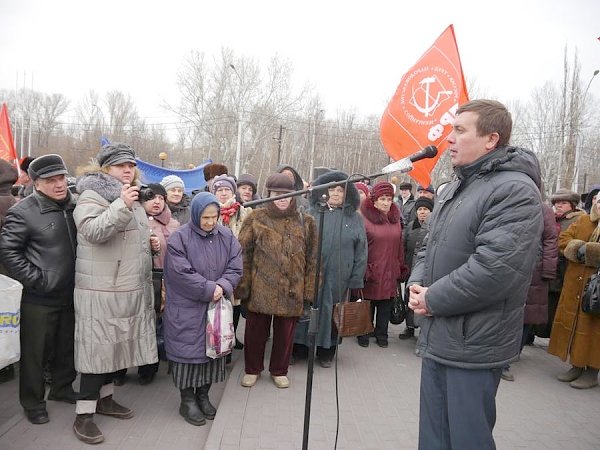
top-left (485, 132), bottom-right (500, 151)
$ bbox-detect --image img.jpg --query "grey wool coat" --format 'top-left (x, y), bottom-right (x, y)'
top-left (294, 171), bottom-right (368, 349)
top-left (73, 171), bottom-right (157, 374)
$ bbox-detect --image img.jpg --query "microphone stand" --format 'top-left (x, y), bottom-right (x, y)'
top-left (241, 170), bottom-right (386, 450)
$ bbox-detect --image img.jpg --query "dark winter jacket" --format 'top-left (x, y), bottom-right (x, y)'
top-left (294, 171), bottom-right (367, 348)
top-left (404, 218), bottom-right (429, 271)
top-left (523, 203), bottom-right (558, 324)
top-left (360, 199), bottom-right (408, 300)
top-left (0, 160), bottom-right (18, 276)
top-left (0, 190), bottom-right (77, 306)
top-left (398, 195), bottom-right (416, 226)
top-left (167, 194), bottom-right (191, 225)
top-left (409, 146), bottom-right (544, 369)
top-left (163, 222), bottom-right (242, 364)
top-left (235, 201), bottom-right (317, 317)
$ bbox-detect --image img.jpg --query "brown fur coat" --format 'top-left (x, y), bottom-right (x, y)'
top-left (234, 201), bottom-right (317, 317)
top-left (548, 211), bottom-right (600, 369)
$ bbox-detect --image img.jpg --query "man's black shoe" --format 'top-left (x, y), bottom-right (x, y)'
top-left (113, 373), bottom-right (128, 386)
top-left (0, 365), bottom-right (15, 383)
top-left (25, 409), bottom-right (49, 425)
top-left (376, 337), bottom-right (389, 348)
top-left (357, 336), bottom-right (369, 347)
top-left (138, 373), bottom-right (155, 386)
top-left (398, 328), bottom-right (415, 340)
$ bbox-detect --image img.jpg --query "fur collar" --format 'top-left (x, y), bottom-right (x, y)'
top-left (76, 171), bottom-right (123, 203)
top-left (265, 198), bottom-right (298, 218)
top-left (360, 198), bottom-right (401, 225)
top-left (309, 171), bottom-right (360, 214)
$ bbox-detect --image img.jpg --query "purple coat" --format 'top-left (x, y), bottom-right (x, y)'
top-left (163, 222), bottom-right (242, 364)
top-left (524, 203), bottom-right (558, 324)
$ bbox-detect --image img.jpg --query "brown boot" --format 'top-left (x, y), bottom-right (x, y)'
top-left (557, 366), bottom-right (583, 382)
top-left (96, 395), bottom-right (134, 419)
top-left (570, 368), bottom-right (599, 389)
top-left (73, 414), bottom-right (104, 444)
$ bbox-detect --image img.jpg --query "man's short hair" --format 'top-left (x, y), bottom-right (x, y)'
top-left (456, 99), bottom-right (512, 148)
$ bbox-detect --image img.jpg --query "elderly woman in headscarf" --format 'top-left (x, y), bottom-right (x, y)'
top-left (293, 171), bottom-right (367, 367)
top-left (548, 199), bottom-right (600, 389)
top-left (358, 181), bottom-right (409, 348)
top-left (162, 192), bottom-right (242, 425)
top-left (72, 143), bottom-right (158, 444)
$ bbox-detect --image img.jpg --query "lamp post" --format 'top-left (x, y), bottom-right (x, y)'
top-left (229, 64), bottom-right (243, 178)
top-left (159, 152), bottom-right (167, 167)
top-left (308, 109), bottom-right (324, 181)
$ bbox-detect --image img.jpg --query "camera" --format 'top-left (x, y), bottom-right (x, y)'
top-left (139, 185), bottom-right (156, 203)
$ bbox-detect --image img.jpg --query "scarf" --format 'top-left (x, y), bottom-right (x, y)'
top-left (220, 201), bottom-right (241, 225)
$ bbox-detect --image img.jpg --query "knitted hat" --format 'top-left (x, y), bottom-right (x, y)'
top-left (96, 143), bottom-right (136, 168)
top-left (28, 154), bottom-right (68, 181)
top-left (415, 197), bottom-right (434, 212)
top-left (370, 181), bottom-right (395, 201)
top-left (203, 163), bottom-right (228, 182)
top-left (550, 188), bottom-right (580, 205)
top-left (265, 173), bottom-right (294, 193)
top-left (211, 174), bottom-right (237, 194)
top-left (161, 175), bottom-right (185, 192)
top-left (398, 181), bottom-right (413, 191)
top-left (237, 173), bottom-right (258, 194)
top-left (354, 182), bottom-right (369, 197)
top-left (143, 183), bottom-right (167, 199)
top-left (417, 184), bottom-right (435, 195)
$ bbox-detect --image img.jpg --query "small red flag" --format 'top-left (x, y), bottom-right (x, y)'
top-left (380, 25), bottom-right (469, 187)
top-left (0, 103), bottom-right (19, 165)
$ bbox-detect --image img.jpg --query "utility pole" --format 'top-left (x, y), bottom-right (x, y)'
top-left (276, 125), bottom-right (283, 166)
top-left (235, 113), bottom-right (243, 178)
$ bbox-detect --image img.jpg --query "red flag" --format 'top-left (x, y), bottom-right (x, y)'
top-left (380, 25), bottom-right (469, 187)
top-left (0, 103), bottom-right (19, 165)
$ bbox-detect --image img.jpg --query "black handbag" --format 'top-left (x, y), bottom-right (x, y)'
top-left (582, 268), bottom-right (600, 316)
top-left (390, 285), bottom-right (406, 325)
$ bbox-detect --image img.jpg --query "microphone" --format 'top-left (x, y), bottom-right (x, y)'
top-left (381, 145), bottom-right (438, 174)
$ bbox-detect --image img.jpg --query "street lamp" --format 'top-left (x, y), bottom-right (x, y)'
top-left (308, 109), bottom-right (324, 181)
top-left (229, 64), bottom-right (243, 178)
top-left (159, 152), bottom-right (167, 167)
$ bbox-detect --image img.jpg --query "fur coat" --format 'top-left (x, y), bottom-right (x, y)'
top-left (235, 201), bottom-right (317, 317)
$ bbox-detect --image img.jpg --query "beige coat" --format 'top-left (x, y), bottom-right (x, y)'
top-left (73, 171), bottom-right (157, 374)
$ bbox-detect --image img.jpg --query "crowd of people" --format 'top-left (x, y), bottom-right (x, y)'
top-left (0, 99), bottom-right (599, 448)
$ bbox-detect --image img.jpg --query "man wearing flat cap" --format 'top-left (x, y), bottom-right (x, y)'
top-left (0, 154), bottom-right (79, 425)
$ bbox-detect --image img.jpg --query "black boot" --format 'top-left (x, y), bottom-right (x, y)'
top-left (73, 414), bottom-right (104, 444)
top-left (398, 327), bottom-right (415, 340)
top-left (180, 388), bottom-right (206, 426)
top-left (195, 384), bottom-right (216, 420)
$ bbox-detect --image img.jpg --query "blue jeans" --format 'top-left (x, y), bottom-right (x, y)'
top-left (419, 358), bottom-right (501, 450)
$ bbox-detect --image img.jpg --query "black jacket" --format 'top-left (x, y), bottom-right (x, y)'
top-left (409, 146), bottom-right (544, 369)
top-left (0, 190), bottom-right (77, 306)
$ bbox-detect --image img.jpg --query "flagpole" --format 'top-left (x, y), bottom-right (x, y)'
top-left (20, 70), bottom-right (25, 159)
top-left (28, 72), bottom-right (33, 157)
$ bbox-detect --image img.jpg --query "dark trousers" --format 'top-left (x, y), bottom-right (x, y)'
top-left (19, 303), bottom-right (76, 412)
top-left (79, 372), bottom-right (117, 401)
top-left (233, 304), bottom-right (242, 341)
top-left (370, 299), bottom-right (392, 338)
top-left (419, 358), bottom-right (501, 450)
top-left (244, 311), bottom-right (297, 376)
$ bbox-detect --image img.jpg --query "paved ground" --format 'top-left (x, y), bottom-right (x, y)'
top-left (1, 321), bottom-right (600, 449)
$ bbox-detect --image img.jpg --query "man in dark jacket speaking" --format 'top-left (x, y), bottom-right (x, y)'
top-left (408, 100), bottom-right (543, 449)
top-left (0, 154), bottom-right (78, 425)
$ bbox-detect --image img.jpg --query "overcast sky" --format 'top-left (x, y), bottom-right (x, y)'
top-left (1, 0), bottom-right (599, 124)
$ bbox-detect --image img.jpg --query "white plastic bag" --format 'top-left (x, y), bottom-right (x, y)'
top-left (0, 275), bottom-right (22, 369)
top-left (206, 296), bottom-right (234, 359)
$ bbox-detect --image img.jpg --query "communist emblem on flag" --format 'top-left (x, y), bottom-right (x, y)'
top-left (381, 25), bottom-right (468, 187)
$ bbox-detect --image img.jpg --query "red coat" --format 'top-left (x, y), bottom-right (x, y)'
top-left (360, 200), bottom-right (408, 300)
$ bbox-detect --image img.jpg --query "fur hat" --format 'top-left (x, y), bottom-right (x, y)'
top-left (160, 175), bottom-right (185, 192)
top-left (550, 188), bottom-right (580, 205)
top-left (96, 143), bottom-right (136, 168)
top-left (237, 173), bottom-right (258, 194)
top-left (415, 197), bottom-right (434, 212)
top-left (203, 163), bottom-right (228, 182)
top-left (19, 156), bottom-right (36, 173)
top-left (28, 154), bottom-right (68, 181)
top-left (370, 181), bottom-right (395, 201)
top-left (398, 181), bottom-right (413, 191)
top-left (265, 173), bottom-right (294, 193)
top-left (211, 174), bottom-right (237, 194)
